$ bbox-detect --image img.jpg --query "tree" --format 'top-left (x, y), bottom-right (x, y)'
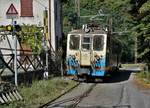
top-left (130, 0), bottom-right (150, 69)
top-left (62, 0), bottom-right (135, 63)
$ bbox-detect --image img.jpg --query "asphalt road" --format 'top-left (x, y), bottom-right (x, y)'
top-left (47, 69), bottom-right (150, 108)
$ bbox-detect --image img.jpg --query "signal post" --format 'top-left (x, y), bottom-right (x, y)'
top-left (6, 4), bottom-right (19, 86)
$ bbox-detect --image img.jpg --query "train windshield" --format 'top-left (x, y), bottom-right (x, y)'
top-left (93, 35), bottom-right (104, 51)
top-left (82, 36), bottom-right (91, 51)
top-left (69, 35), bottom-right (80, 50)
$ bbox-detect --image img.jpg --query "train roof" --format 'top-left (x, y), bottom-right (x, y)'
top-left (68, 29), bottom-right (107, 34)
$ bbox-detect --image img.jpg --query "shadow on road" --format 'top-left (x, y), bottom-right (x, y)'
top-left (105, 70), bottom-right (132, 83)
top-left (81, 70), bottom-right (133, 83)
top-left (73, 67), bottom-right (141, 83)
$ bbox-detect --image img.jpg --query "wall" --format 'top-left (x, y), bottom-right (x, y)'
top-left (0, 33), bottom-right (20, 62)
top-left (0, 0), bottom-right (49, 26)
top-left (0, 0), bottom-right (62, 52)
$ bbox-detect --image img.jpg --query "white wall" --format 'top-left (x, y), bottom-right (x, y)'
top-left (51, 0), bottom-right (56, 51)
top-left (0, 0), bottom-right (49, 26)
top-left (0, 0), bottom-right (62, 51)
top-left (0, 33), bottom-right (20, 62)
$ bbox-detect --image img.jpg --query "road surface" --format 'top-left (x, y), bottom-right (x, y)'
top-left (46, 68), bottom-right (150, 108)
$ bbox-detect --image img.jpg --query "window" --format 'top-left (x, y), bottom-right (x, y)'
top-left (93, 35), bottom-right (104, 51)
top-left (21, 0), bottom-right (33, 17)
top-left (82, 36), bottom-right (91, 51)
top-left (69, 35), bottom-right (80, 50)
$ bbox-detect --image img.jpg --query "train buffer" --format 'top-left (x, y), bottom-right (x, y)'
top-left (0, 82), bottom-right (23, 104)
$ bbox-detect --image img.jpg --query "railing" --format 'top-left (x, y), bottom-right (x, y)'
top-left (0, 48), bottom-right (45, 85)
top-left (0, 46), bottom-right (64, 84)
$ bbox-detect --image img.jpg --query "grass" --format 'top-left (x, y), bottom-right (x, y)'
top-left (1, 77), bottom-right (77, 108)
top-left (122, 63), bottom-right (150, 89)
top-left (134, 71), bottom-right (150, 89)
top-left (121, 63), bottom-right (146, 69)
top-left (136, 71), bottom-right (150, 83)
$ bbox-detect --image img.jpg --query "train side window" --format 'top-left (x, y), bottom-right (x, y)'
top-left (69, 35), bottom-right (80, 50)
top-left (93, 35), bottom-right (104, 51)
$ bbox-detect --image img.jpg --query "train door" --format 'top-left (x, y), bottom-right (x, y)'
top-left (80, 35), bottom-right (92, 66)
top-left (93, 34), bottom-right (107, 61)
top-left (92, 35), bottom-right (107, 76)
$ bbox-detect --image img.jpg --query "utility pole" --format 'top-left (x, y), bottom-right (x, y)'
top-left (108, 16), bottom-right (113, 65)
top-left (43, 9), bottom-right (49, 74)
top-left (75, 0), bottom-right (80, 28)
top-left (134, 36), bottom-right (137, 63)
top-left (78, 0), bottom-right (80, 27)
top-left (77, 0), bottom-right (80, 17)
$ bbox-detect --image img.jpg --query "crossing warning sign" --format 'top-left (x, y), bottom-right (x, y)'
top-left (6, 4), bottom-right (18, 19)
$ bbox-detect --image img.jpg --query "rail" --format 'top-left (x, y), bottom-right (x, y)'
top-left (40, 83), bottom-right (96, 108)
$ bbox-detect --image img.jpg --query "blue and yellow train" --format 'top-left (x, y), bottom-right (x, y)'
top-left (66, 24), bottom-right (119, 80)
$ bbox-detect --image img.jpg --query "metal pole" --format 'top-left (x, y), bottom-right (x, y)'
top-left (77, 0), bottom-right (80, 28)
top-left (46, 41), bottom-right (48, 72)
top-left (61, 60), bottom-right (63, 78)
top-left (34, 33), bottom-right (37, 50)
top-left (12, 19), bottom-right (18, 86)
top-left (49, 0), bottom-right (51, 55)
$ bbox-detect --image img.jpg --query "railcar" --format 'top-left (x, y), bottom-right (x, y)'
top-left (66, 24), bottom-right (119, 80)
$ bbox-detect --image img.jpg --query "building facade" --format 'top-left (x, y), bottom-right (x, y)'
top-left (0, 0), bottom-right (62, 51)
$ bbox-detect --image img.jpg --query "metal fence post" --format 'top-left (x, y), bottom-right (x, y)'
top-left (12, 19), bottom-right (18, 86)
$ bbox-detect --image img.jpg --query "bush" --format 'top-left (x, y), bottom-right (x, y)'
top-left (137, 71), bottom-right (150, 83)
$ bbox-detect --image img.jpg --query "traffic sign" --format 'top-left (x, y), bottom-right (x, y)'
top-left (6, 4), bottom-right (18, 19)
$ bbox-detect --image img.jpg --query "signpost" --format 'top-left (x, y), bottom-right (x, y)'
top-left (6, 3), bottom-right (19, 86)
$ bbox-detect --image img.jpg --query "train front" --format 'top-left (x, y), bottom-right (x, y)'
top-left (66, 27), bottom-right (107, 77)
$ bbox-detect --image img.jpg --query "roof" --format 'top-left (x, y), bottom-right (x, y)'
top-left (68, 29), bottom-right (107, 34)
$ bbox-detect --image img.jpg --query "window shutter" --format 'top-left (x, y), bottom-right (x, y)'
top-left (21, 0), bottom-right (33, 17)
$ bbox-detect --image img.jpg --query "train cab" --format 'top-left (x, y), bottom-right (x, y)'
top-left (66, 25), bottom-right (108, 77)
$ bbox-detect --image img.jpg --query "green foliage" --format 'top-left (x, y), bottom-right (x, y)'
top-left (139, 1), bottom-right (150, 13)
top-left (137, 71), bottom-right (150, 83)
top-left (17, 24), bottom-right (43, 53)
top-left (130, 0), bottom-right (150, 64)
top-left (62, 0), bottom-right (135, 63)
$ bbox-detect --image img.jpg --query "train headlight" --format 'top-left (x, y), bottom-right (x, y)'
top-left (94, 54), bottom-right (100, 60)
top-left (75, 52), bottom-right (80, 60)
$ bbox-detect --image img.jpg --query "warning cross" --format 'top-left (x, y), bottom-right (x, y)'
top-left (6, 4), bottom-right (18, 15)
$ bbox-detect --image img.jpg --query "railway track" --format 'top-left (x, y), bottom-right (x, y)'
top-left (40, 83), bottom-right (97, 108)
top-left (69, 83), bottom-right (96, 108)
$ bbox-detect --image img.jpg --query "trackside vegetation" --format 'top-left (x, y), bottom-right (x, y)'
top-left (0, 77), bottom-right (77, 108)
top-left (137, 71), bottom-right (150, 83)
top-left (135, 71), bottom-right (150, 89)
